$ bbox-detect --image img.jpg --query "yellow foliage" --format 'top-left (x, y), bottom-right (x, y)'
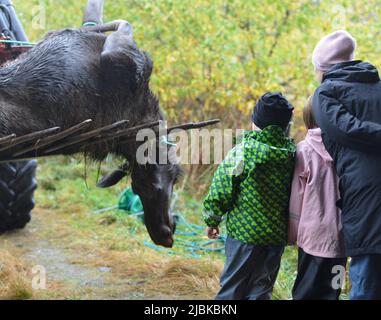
top-left (12, 0), bottom-right (381, 138)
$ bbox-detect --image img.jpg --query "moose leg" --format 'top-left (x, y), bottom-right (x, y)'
top-left (83, 0), bottom-right (104, 25)
top-left (82, 20), bottom-right (130, 33)
top-left (102, 21), bottom-right (135, 53)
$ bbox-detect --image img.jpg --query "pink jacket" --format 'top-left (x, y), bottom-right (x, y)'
top-left (288, 128), bottom-right (346, 258)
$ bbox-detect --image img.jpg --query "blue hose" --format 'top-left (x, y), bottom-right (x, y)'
top-left (144, 212), bottom-right (226, 257)
top-left (94, 188), bottom-right (226, 257)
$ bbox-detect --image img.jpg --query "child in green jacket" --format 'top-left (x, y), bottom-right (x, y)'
top-left (203, 92), bottom-right (295, 300)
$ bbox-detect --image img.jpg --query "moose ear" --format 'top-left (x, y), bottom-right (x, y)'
top-left (97, 169), bottom-right (127, 188)
top-left (97, 163), bottom-right (130, 188)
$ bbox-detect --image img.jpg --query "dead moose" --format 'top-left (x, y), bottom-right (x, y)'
top-left (0, 0), bottom-right (219, 247)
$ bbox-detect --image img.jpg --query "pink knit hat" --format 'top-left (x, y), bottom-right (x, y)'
top-left (312, 30), bottom-right (357, 72)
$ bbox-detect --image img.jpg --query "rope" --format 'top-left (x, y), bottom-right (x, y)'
top-left (0, 39), bottom-right (35, 46)
top-left (93, 188), bottom-right (226, 257)
top-left (83, 22), bottom-right (98, 27)
top-left (154, 212), bottom-right (226, 256)
top-left (160, 135), bottom-right (177, 147)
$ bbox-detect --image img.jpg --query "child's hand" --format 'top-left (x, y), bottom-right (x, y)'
top-left (206, 227), bottom-right (220, 239)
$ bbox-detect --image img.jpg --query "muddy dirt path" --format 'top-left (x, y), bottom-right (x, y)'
top-left (0, 210), bottom-right (128, 299)
top-left (0, 209), bottom-right (219, 300)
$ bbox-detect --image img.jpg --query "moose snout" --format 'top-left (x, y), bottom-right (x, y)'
top-left (151, 225), bottom-right (174, 248)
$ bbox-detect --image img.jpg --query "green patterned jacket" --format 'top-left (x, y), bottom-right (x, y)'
top-left (203, 126), bottom-right (296, 245)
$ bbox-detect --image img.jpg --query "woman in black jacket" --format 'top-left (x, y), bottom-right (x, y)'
top-left (312, 30), bottom-right (381, 300)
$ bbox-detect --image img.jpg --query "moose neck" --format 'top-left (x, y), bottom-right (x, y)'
top-left (118, 91), bottom-right (162, 147)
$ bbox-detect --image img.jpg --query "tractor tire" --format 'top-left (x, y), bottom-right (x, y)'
top-left (0, 160), bottom-right (37, 233)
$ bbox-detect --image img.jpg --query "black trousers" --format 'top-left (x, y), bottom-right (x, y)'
top-left (292, 248), bottom-right (347, 300)
top-left (216, 237), bottom-right (284, 300)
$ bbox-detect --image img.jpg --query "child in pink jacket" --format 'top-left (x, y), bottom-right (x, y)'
top-left (288, 96), bottom-right (347, 300)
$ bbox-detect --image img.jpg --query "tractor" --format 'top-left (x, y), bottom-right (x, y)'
top-left (0, 0), bottom-right (37, 233)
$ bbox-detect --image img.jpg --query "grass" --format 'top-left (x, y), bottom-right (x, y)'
top-left (0, 250), bottom-right (33, 300)
top-left (0, 156), bottom-right (301, 300)
top-left (32, 156), bottom-right (299, 299)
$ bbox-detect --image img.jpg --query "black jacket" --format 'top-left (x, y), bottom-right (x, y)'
top-left (313, 61), bottom-right (381, 256)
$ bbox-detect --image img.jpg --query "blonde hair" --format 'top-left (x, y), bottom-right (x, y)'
top-left (303, 95), bottom-right (318, 130)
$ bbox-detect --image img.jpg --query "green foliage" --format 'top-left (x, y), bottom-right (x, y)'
top-left (13, 0), bottom-right (381, 136)
top-left (9, 0), bottom-right (365, 299)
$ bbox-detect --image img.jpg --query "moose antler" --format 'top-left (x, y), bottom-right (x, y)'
top-left (0, 134), bottom-right (16, 145)
top-left (167, 119), bottom-right (221, 132)
top-left (114, 119), bottom-right (222, 145)
top-left (0, 119), bottom-right (221, 162)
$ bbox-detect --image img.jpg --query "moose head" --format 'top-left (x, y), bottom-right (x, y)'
top-left (82, 0), bottom-right (184, 248)
top-left (98, 136), bottom-right (182, 248)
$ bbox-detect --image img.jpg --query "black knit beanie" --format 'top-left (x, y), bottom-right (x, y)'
top-left (252, 92), bottom-right (294, 131)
